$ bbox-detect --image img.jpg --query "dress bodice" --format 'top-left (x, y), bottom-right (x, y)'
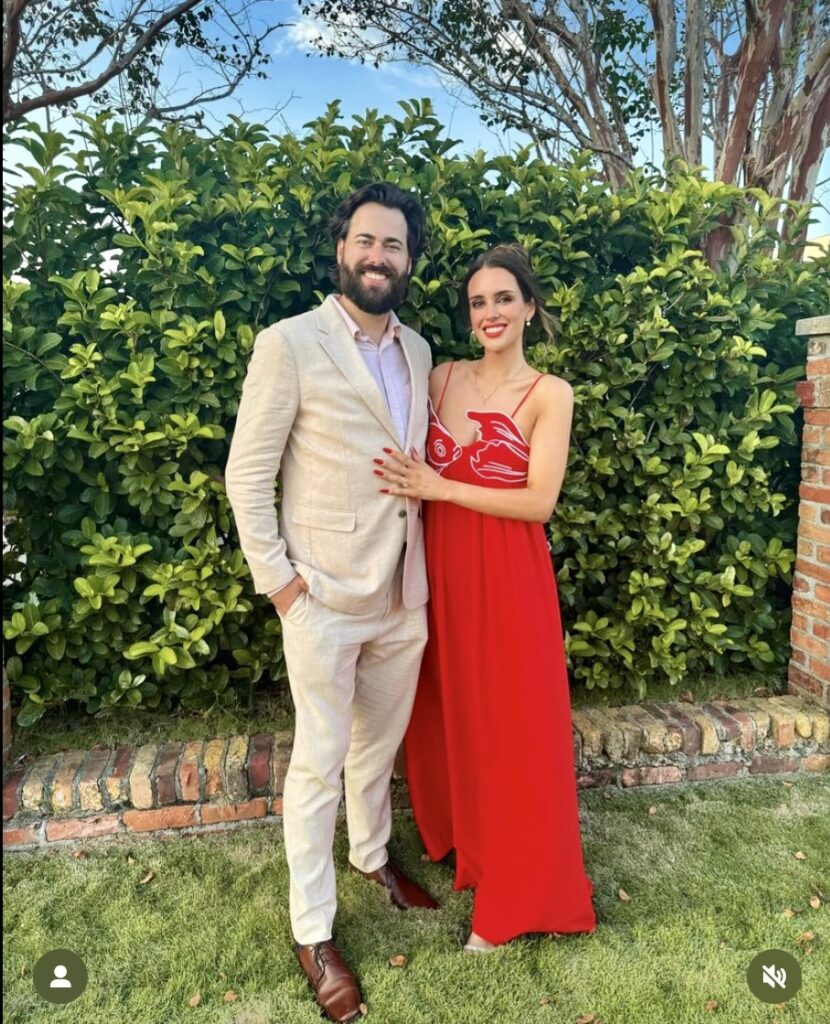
top-left (426, 400), bottom-right (531, 488)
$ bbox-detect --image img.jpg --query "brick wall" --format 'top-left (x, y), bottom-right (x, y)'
top-left (790, 314), bottom-right (830, 708)
top-left (4, 697), bottom-right (828, 851)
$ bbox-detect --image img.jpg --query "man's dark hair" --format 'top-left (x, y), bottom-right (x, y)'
top-left (328, 182), bottom-right (427, 261)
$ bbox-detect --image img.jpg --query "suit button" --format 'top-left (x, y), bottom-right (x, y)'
top-left (398, 509), bottom-right (407, 518)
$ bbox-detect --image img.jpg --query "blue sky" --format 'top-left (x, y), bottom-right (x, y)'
top-left (184, 4), bottom-right (827, 239)
top-left (11, 2), bottom-right (830, 238)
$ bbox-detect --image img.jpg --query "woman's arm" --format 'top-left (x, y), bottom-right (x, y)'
top-left (376, 376), bottom-right (574, 523)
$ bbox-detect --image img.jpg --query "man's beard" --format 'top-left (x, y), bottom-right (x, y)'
top-left (338, 259), bottom-right (409, 315)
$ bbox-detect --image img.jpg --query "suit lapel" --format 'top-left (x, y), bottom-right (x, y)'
top-left (315, 297), bottom-right (401, 445)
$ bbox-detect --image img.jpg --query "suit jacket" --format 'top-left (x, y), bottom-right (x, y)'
top-left (225, 294), bottom-right (432, 614)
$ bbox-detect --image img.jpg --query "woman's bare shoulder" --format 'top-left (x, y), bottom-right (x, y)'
top-left (429, 359), bottom-right (463, 400)
top-left (536, 372), bottom-right (574, 400)
top-left (529, 374), bottom-right (574, 427)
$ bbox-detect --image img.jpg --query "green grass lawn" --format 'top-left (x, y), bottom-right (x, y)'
top-left (6, 668), bottom-right (787, 763)
top-left (4, 775), bottom-right (828, 1024)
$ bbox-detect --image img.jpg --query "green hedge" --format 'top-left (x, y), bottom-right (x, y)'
top-left (4, 100), bottom-right (828, 724)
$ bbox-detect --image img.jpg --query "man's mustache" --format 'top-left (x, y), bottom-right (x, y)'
top-left (357, 262), bottom-right (394, 278)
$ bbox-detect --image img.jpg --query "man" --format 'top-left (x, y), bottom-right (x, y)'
top-left (225, 182), bottom-right (438, 1024)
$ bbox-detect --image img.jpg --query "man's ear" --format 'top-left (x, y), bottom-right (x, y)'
top-left (336, 237), bottom-right (344, 264)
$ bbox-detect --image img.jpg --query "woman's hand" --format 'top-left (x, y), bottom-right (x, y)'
top-left (374, 447), bottom-right (451, 502)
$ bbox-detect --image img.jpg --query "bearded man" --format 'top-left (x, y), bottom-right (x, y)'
top-left (225, 182), bottom-right (438, 1023)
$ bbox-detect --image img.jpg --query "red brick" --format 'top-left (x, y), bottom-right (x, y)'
top-left (19, 754), bottom-right (58, 811)
top-left (247, 733), bottom-right (274, 795)
top-left (643, 704), bottom-right (684, 752)
top-left (813, 658), bottom-right (830, 683)
top-left (49, 750), bottom-right (88, 813)
top-left (749, 755), bottom-right (800, 774)
top-left (787, 664), bottom-right (823, 698)
top-left (77, 748), bottom-right (112, 811)
top-left (793, 573), bottom-right (812, 593)
top-left (701, 703), bottom-right (742, 744)
top-left (224, 735), bottom-right (250, 802)
top-left (795, 557), bottom-right (830, 585)
top-left (203, 738), bottom-right (226, 799)
top-left (791, 627), bottom-right (828, 658)
top-left (716, 704), bottom-right (757, 751)
top-left (3, 824), bottom-right (40, 848)
top-left (270, 797), bottom-right (283, 815)
top-left (178, 741), bottom-right (203, 803)
top-left (620, 766), bottom-right (684, 787)
top-left (104, 745), bottom-right (135, 804)
top-left (201, 798), bottom-right (267, 825)
top-left (153, 742), bottom-right (184, 805)
top-left (768, 707), bottom-right (797, 748)
top-left (271, 732), bottom-right (293, 793)
top-left (3, 769), bottom-right (25, 820)
top-left (687, 762), bottom-right (742, 782)
top-left (797, 522), bottom-right (830, 546)
top-left (129, 744), bottom-right (159, 810)
top-left (803, 754), bottom-right (830, 772)
top-left (46, 815), bottom-right (121, 841)
top-left (799, 484), bottom-right (830, 506)
top-left (576, 769), bottom-right (617, 789)
top-left (651, 704), bottom-right (701, 755)
top-left (123, 806), bottom-right (197, 832)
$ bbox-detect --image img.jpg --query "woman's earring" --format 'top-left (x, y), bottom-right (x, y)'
top-left (525, 320), bottom-right (532, 327)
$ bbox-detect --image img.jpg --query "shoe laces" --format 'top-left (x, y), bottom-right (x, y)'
top-left (313, 941), bottom-right (335, 973)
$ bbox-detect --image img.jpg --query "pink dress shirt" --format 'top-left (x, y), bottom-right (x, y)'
top-left (329, 294), bottom-right (411, 446)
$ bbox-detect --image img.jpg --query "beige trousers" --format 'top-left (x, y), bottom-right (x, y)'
top-left (279, 558), bottom-right (428, 944)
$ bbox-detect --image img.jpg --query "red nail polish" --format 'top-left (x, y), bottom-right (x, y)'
top-left (373, 458), bottom-right (384, 465)
top-left (373, 469), bottom-right (383, 477)
top-left (379, 488), bottom-right (389, 494)
top-left (382, 447), bottom-right (393, 454)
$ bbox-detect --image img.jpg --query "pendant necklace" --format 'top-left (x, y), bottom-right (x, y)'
top-left (472, 365), bottom-right (528, 405)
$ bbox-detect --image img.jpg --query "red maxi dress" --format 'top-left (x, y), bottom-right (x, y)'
top-left (404, 363), bottom-right (597, 945)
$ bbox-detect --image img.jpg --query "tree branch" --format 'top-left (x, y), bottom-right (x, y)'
top-left (4, 0), bottom-right (204, 124)
top-left (2, 0), bottom-right (31, 123)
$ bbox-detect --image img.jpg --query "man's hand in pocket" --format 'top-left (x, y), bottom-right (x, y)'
top-left (271, 575), bottom-right (309, 616)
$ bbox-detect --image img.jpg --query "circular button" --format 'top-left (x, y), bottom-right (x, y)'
top-left (33, 949), bottom-right (88, 1004)
top-left (746, 949), bottom-right (802, 1004)
top-left (398, 510), bottom-right (407, 518)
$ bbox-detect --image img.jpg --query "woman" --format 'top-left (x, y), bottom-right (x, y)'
top-left (374, 243), bottom-right (596, 951)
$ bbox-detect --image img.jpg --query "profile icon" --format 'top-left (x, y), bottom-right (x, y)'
top-left (33, 949), bottom-right (87, 1004)
top-left (50, 964), bottom-right (72, 988)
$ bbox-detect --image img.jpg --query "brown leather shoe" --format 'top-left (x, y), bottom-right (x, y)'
top-left (294, 940), bottom-right (363, 1023)
top-left (351, 859), bottom-right (439, 910)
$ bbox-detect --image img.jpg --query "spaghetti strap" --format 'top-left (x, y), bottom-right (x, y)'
top-left (435, 361), bottom-right (455, 415)
top-left (511, 374), bottom-right (545, 417)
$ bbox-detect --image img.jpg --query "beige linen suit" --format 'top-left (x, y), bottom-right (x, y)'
top-left (225, 294), bottom-right (431, 943)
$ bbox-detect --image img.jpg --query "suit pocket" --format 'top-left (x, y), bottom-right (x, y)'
top-left (291, 504), bottom-right (356, 532)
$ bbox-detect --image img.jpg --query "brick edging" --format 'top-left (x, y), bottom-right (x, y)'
top-left (4, 697), bottom-right (829, 851)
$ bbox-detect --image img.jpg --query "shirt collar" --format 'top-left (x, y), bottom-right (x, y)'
top-left (330, 294), bottom-right (401, 345)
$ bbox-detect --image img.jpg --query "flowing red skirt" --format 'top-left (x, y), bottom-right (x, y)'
top-left (404, 406), bottom-right (596, 944)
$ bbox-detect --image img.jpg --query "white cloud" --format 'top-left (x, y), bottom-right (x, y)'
top-left (275, 12), bottom-right (382, 57)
